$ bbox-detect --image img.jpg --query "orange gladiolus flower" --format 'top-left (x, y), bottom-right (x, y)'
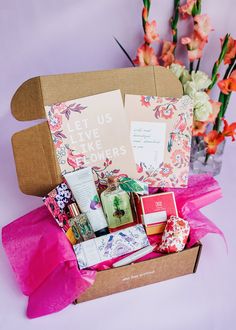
top-left (159, 40), bottom-right (176, 67)
top-left (194, 14), bottom-right (214, 42)
top-left (221, 36), bottom-right (236, 65)
top-left (179, 0), bottom-right (196, 19)
top-left (192, 121), bottom-right (208, 136)
top-left (144, 20), bottom-right (159, 44)
top-left (181, 32), bottom-right (206, 62)
top-left (204, 130), bottom-right (225, 154)
top-left (218, 70), bottom-right (236, 94)
top-left (222, 118), bottom-right (236, 141)
top-left (133, 44), bottom-right (159, 66)
top-left (208, 100), bottom-right (222, 123)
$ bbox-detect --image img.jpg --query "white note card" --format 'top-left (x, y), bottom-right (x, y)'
top-left (130, 121), bottom-right (166, 170)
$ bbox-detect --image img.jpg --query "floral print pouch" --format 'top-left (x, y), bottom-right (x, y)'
top-left (43, 182), bottom-right (75, 232)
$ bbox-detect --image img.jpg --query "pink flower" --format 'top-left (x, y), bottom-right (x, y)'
top-left (181, 32), bottom-right (206, 61)
top-left (140, 95), bottom-right (151, 107)
top-left (134, 44), bottom-right (159, 66)
top-left (55, 139), bottom-right (63, 149)
top-left (136, 164), bottom-right (143, 173)
top-left (171, 149), bottom-right (187, 167)
top-left (53, 103), bottom-right (67, 113)
top-left (159, 163), bottom-right (173, 177)
top-left (144, 177), bottom-right (158, 187)
top-left (179, 0), bottom-right (196, 19)
top-left (194, 14), bottom-right (213, 42)
top-left (159, 104), bottom-right (175, 119)
top-left (49, 113), bottom-right (62, 132)
top-left (182, 139), bottom-right (191, 152)
top-left (221, 36), bottom-right (236, 65)
top-left (144, 20), bottom-right (159, 44)
top-left (192, 121), bottom-right (208, 136)
top-left (159, 41), bottom-right (176, 67)
top-left (208, 100), bottom-right (221, 123)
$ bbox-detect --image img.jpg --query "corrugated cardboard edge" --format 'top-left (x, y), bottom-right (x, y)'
top-left (75, 242), bottom-right (201, 304)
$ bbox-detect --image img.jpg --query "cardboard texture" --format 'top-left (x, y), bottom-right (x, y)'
top-left (76, 243), bottom-right (202, 303)
top-left (11, 66), bottom-right (183, 196)
top-left (11, 66), bottom-right (201, 304)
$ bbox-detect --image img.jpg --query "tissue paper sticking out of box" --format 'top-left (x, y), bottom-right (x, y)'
top-left (73, 224), bottom-right (149, 269)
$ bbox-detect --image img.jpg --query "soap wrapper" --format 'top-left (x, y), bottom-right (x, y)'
top-left (158, 216), bottom-right (190, 253)
top-left (74, 224), bottom-right (150, 269)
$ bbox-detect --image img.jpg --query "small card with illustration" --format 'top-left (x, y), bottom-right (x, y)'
top-left (125, 94), bottom-right (193, 188)
top-left (45, 90), bottom-right (137, 185)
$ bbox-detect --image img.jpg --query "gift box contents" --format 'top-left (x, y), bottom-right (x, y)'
top-left (3, 81), bottom-right (224, 319)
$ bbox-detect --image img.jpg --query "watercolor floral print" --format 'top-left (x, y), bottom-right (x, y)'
top-left (43, 182), bottom-right (75, 232)
top-left (45, 91), bottom-right (138, 187)
top-left (128, 94), bottom-right (193, 188)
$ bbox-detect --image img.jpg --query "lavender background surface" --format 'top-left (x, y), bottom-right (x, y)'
top-left (0, 1), bottom-right (235, 329)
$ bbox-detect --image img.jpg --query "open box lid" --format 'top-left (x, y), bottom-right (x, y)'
top-left (11, 66), bottom-right (183, 197)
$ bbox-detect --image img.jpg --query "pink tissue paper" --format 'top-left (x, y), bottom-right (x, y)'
top-left (2, 174), bottom-right (224, 318)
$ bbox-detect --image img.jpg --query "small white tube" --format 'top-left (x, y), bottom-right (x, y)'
top-left (64, 167), bottom-right (108, 236)
top-left (112, 245), bottom-right (155, 267)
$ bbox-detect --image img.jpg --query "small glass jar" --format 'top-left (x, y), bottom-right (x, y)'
top-left (100, 176), bottom-right (135, 232)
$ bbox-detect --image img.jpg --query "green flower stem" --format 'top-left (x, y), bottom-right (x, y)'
top-left (142, 0), bottom-right (151, 34)
top-left (213, 59), bottom-right (236, 131)
top-left (195, 58), bottom-right (201, 72)
top-left (192, 0), bottom-right (201, 16)
top-left (189, 61), bottom-right (194, 73)
top-left (208, 34), bottom-right (230, 90)
top-left (171, 0), bottom-right (180, 46)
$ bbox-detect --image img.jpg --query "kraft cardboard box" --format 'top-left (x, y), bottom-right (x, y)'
top-left (11, 66), bottom-right (202, 303)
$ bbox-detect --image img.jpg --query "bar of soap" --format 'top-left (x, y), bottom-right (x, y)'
top-left (73, 224), bottom-right (149, 269)
top-left (157, 216), bottom-right (190, 253)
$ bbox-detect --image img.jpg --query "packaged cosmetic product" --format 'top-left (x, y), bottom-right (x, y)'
top-left (73, 224), bottom-right (150, 269)
top-left (158, 216), bottom-right (190, 253)
top-left (68, 203), bottom-right (96, 241)
top-left (43, 181), bottom-right (75, 232)
top-left (100, 176), bottom-right (135, 232)
top-left (64, 168), bottom-right (109, 237)
top-left (134, 192), bottom-right (178, 235)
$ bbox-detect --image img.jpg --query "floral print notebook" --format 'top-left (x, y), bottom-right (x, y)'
top-left (125, 94), bottom-right (193, 188)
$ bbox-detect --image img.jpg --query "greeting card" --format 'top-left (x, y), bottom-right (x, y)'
top-left (125, 95), bottom-right (193, 188)
top-left (45, 90), bottom-right (137, 185)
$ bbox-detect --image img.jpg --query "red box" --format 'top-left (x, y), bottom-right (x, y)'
top-left (135, 192), bottom-right (178, 235)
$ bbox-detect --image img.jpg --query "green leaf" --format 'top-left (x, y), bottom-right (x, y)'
top-left (119, 177), bottom-right (148, 194)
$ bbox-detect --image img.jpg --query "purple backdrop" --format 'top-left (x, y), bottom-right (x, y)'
top-left (0, 0), bottom-right (236, 328)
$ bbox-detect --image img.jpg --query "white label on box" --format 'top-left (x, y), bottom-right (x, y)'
top-left (130, 121), bottom-right (166, 170)
top-left (142, 211), bottom-right (167, 225)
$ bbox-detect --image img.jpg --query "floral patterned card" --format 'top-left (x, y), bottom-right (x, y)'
top-left (125, 94), bottom-right (193, 188)
top-left (45, 90), bottom-right (137, 185)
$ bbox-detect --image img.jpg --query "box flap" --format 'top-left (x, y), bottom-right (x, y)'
top-left (11, 66), bottom-right (183, 196)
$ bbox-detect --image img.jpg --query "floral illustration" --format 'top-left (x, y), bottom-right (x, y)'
top-left (90, 194), bottom-right (102, 210)
top-left (48, 112), bottom-right (63, 132)
top-left (140, 95), bottom-right (155, 107)
top-left (65, 144), bottom-right (86, 171)
top-left (153, 103), bottom-right (176, 119)
top-left (43, 182), bottom-right (75, 232)
top-left (171, 149), bottom-right (190, 168)
top-left (159, 163), bottom-right (174, 177)
top-left (92, 158), bottom-right (121, 187)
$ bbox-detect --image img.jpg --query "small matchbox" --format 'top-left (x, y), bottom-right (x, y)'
top-left (134, 192), bottom-right (178, 235)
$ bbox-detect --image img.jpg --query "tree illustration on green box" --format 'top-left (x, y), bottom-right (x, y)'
top-left (113, 196), bottom-right (125, 222)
